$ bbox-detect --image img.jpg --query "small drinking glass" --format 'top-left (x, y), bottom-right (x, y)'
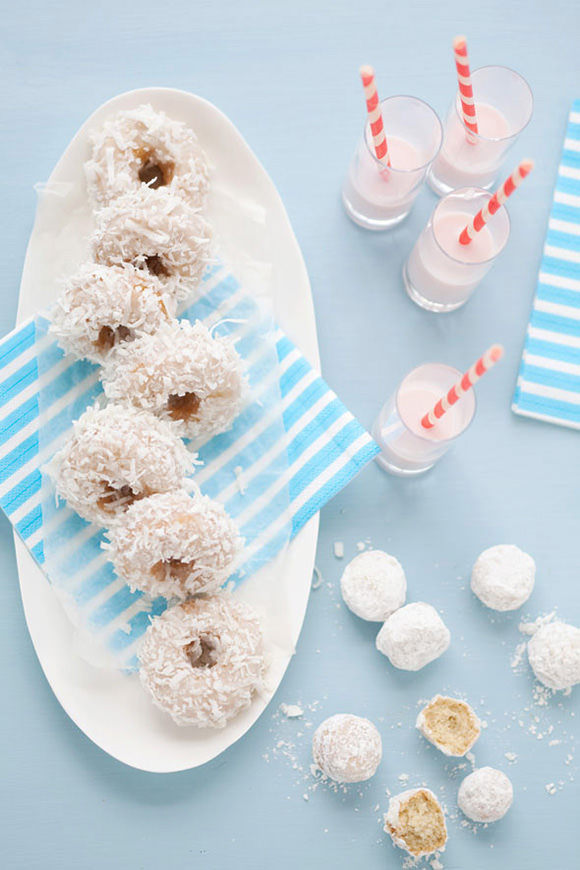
top-left (403, 187), bottom-right (510, 313)
top-left (342, 95), bottom-right (443, 230)
top-left (428, 66), bottom-right (533, 196)
top-left (372, 363), bottom-right (476, 476)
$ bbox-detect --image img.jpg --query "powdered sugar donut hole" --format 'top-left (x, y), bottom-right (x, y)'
top-left (471, 544), bottom-right (535, 611)
top-left (340, 549), bottom-right (406, 621)
top-left (527, 621), bottom-right (580, 690)
top-left (49, 263), bottom-right (176, 364)
top-left (52, 404), bottom-right (193, 526)
top-left (384, 788), bottom-right (447, 857)
top-left (85, 104), bottom-right (209, 209)
top-left (416, 695), bottom-right (480, 757)
top-left (106, 490), bottom-right (244, 600)
top-left (376, 602), bottom-right (450, 671)
top-left (457, 767), bottom-right (513, 822)
top-left (101, 319), bottom-right (246, 438)
top-left (92, 187), bottom-right (212, 300)
top-left (312, 714), bottom-right (382, 783)
top-left (139, 594), bottom-right (264, 728)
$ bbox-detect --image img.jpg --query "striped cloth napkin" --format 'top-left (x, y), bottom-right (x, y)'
top-left (513, 100), bottom-right (580, 429)
top-left (0, 263), bottom-right (379, 668)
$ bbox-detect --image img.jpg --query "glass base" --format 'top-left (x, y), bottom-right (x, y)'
top-left (403, 263), bottom-right (467, 313)
top-left (427, 167), bottom-right (494, 197)
top-left (342, 191), bottom-right (410, 231)
top-left (374, 451), bottom-right (434, 477)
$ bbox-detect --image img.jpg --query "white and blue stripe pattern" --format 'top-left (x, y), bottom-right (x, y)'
top-left (0, 264), bottom-right (379, 669)
top-left (513, 100), bottom-right (580, 428)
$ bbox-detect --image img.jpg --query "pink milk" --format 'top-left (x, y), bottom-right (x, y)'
top-left (403, 187), bottom-right (511, 313)
top-left (431, 104), bottom-right (510, 191)
top-left (373, 363), bottom-right (476, 476)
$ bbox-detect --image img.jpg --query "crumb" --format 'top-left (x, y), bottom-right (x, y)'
top-left (311, 566), bottom-right (323, 590)
top-left (545, 783), bottom-right (557, 795)
top-left (233, 465), bottom-right (246, 495)
top-left (504, 752), bottom-right (518, 763)
top-left (280, 703), bottom-right (304, 719)
top-left (356, 541), bottom-right (366, 551)
top-left (333, 541), bottom-right (344, 559)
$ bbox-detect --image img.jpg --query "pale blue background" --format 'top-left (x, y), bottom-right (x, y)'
top-left (1, 2), bottom-right (579, 868)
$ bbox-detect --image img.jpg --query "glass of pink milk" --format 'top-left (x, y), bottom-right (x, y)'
top-left (342, 96), bottom-right (443, 230)
top-left (403, 187), bottom-right (510, 312)
top-left (428, 66), bottom-right (533, 196)
top-left (372, 363), bottom-right (476, 476)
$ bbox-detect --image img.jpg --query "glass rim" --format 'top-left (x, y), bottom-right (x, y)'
top-left (430, 186), bottom-right (511, 266)
top-left (453, 64), bottom-right (534, 143)
top-left (363, 94), bottom-right (443, 173)
top-left (395, 362), bottom-right (477, 445)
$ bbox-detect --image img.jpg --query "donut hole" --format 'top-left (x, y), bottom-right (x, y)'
top-left (184, 633), bottom-right (220, 669)
top-left (422, 698), bottom-right (479, 755)
top-left (152, 557), bottom-right (195, 583)
top-left (97, 482), bottom-right (144, 513)
top-left (143, 255), bottom-right (170, 278)
top-left (136, 149), bottom-right (175, 190)
top-left (393, 790), bottom-right (446, 856)
top-left (166, 392), bottom-right (201, 422)
top-left (95, 324), bottom-right (133, 351)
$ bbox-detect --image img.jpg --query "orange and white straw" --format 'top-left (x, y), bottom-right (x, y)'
top-left (453, 35), bottom-right (478, 138)
top-left (421, 345), bottom-right (504, 430)
top-left (360, 65), bottom-right (391, 166)
top-left (459, 159), bottom-right (534, 246)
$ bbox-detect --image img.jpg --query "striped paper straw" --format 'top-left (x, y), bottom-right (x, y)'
top-left (360, 65), bottom-right (391, 166)
top-left (453, 35), bottom-right (478, 138)
top-left (459, 159), bottom-right (534, 245)
top-left (421, 345), bottom-right (504, 430)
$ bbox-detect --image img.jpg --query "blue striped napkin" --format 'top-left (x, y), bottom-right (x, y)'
top-left (513, 100), bottom-right (580, 429)
top-left (0, 263), bottom-right (379, 669)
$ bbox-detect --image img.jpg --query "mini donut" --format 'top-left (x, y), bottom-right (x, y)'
top-left (138, 594), bottom-right (265, 728)
top-left (312, 714), bottom-right (382, 783)
top-left (49, 263), bottom-right (176, 364)
top-left (92, 186), bottom-right (212, 300)
top-left (101, 319), bottom-right (247, 438)
top-left (457, 767), bottom-right (513, 823)
top-left (51, 404), bottom-right (193, 526)
top-left (340, 549), bottom-right (406, 622)
top-left (416, 695), bottom-right (481, 757)
top-left (106, 489), bottom-right (244, 600)
top-left (384, 788), bottom-right (447, 857)
top-left (85, 104), bottom-right (209, 209)
top-left (376, 602), bottom-right (450, 671)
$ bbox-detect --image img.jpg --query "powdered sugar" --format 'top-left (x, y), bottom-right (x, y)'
top-left (376, 603), bottom-right (450, 671)
top-left (471, 545), bottom-right (535, 612)
top-left (312, 714), bottom-right (382, 783)
top-left (340, 549), bottom-right (406, 622)
top-left (457, 767), bottom-right (513, 822)
top-left (527, 622), bottom-right (580, 691)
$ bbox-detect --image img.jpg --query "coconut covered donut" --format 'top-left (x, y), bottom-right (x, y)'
top-left (106, 490), bottom-right (244, 600)
top-left (85, 104), bottom-right (209, 209)
top-left (51, 404), bottom-right (193, 526)
top-left (101, 319), bottom-right (247, 438)
top-left (92, 187), bottom-right (212, 300)
top-left (138, 594), bottom-right (265, 728)
top-left (49, 263), bottom-right (176, 364)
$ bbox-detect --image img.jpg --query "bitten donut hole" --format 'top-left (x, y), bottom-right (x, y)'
top-left (143, 255), bottom-right (170, 278)
top-left (395, 791), bottom-right (446, 855)
top-left (136, 151), bottom-right (175, 190)
top-left (152, 557), bottom-right (195, 583)
top-left (184, 634), bottom-right (220, 669)
top-left (95, 324), bottom-right (133, 351)
top-left (97, 482), bottom-right (143, 513)
top-left (166, 392), bottom-right (201, 421)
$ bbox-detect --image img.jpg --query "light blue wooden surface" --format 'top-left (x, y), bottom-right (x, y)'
top-left (1, 2), bottom-right (579, 868)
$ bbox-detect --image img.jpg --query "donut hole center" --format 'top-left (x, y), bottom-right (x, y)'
top-left (423, 699), bottom-right (478, 755)
top-left (184, 634), bottom-right (219, 669)
top-left (97, 483), bottom-right (144, 513)
top-left (166, 392), bottom-right (201, 422)
top-left (151, 557), bottom-right (195, 583)
top-left (144, 255), bottom-right (170, 278)
top-left (136, 150), bottom-right (175, 190)
top-left (95, 324), bottom-right (133, 351)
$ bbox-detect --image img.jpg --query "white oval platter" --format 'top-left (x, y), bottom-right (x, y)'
top-left (14, 87), bottom-right (320, 772)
